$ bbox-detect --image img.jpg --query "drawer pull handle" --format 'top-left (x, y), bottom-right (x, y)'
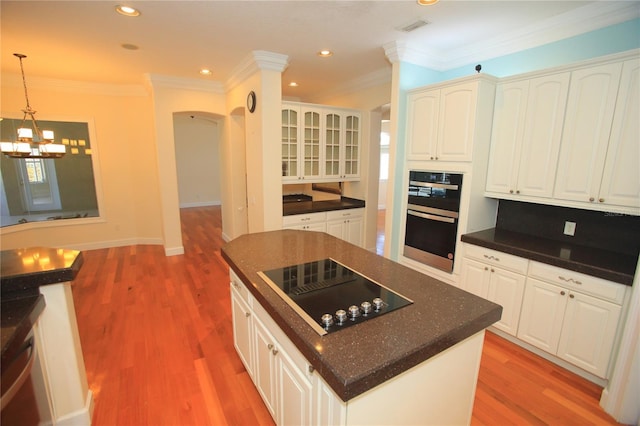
top-left (559, 276), bottom-right (582, 285)
top-left (483, 255), bottom-right (500, 261)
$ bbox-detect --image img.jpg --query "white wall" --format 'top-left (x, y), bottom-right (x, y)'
top-left (173, 113), bottom-right (222, 208)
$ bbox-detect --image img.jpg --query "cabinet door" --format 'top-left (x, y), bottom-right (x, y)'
top-left (282, 106), bottom-right (300, 182)
top-left (253, 318), bottom-right (277, 418)
top-left (516, 73), bottom-right (570, 198)
top-left (459, 258), bottom-right (490, 298)
top-left (557, 291), bottom-right (621, 378)
top-left (437, 82), bottom-right (478, 161)
top-left (323, 112), bottom-right (342, 179)
top-left (276, 350), bottom-right (313, 426)
top-left (325, 220), bottom-right (344, 240)
top-left (344, 215), bottom-right (363, 246)
top-left (343, 113), bottom-right (360, 179)
top-left (231, 289), bottom-right (253, 377)
top-left (485, 80), bottom-right (529, 195)
top-left (599, 59), bottom-right (640, 209)
top-left (302, 108), bottom-right (321, 180)
top-left (487, 267), bottom-right (526, 336)
top-left (406, 90), bottom-right (439, 160)
top-left (517, 278), bottom-right (567, 354)
top-left (554, 63), bottom-right (623, 204)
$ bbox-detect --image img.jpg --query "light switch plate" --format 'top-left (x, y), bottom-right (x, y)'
top-left (564, 221), bottom-right (576, 236)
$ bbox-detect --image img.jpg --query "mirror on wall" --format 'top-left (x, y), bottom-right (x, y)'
top-left (0, 118), bottom-right (100, 227)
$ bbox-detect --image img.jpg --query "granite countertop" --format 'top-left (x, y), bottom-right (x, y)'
top-left (282, 196), bottom-right (365, 216)
top-left (221, 230), bottom-right (501, 401)
top-left (1, 247), bottom-right (84, 298)
top-left (461, 228), bottom-right (637, 285)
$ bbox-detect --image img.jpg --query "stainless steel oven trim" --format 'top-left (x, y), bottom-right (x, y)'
top-left (407, 209), bottom-right (455, 224)
top-left (407, 203), bottom-right (459, 219)
top-left (409, 180), bottom-right (459, 190)
top-left (403, 245), bottom-right (454, 272)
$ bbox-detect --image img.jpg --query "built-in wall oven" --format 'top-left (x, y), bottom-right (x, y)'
top-left (403, 171), bottom-right (463, 273)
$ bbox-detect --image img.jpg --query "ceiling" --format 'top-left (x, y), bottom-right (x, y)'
top-left (1, 1), bottom-right (638, 100)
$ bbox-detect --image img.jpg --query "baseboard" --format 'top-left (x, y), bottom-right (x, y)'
top-left (221, 232), bottom-right (232, 242)
top-left (179, 201), bottom-right (221, 208)
top-left (58, 237), bottom-right (164, 252)
top-left (165, 246), bottom-right (185, 256)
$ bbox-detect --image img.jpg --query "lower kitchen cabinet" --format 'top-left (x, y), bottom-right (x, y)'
top-left (518, 263), bottom-right (624, 378)
top-left (231, 283), bottom-right (253, 378)
top-left (460, 245), bottom-right (527, 336)
top-left (283, 208), bottom-right (364, 247)
top-left (325, 209), bottom-right (363, 246)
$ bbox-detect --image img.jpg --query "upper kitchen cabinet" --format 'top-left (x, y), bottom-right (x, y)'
top-left (485, 73), bottom-right (570, 198)
top-left (282, 103), bottom-right (322, 182)
top-left (406, 75), bottom-right (497, 162)
top-left (282, 102), bottom-right (361, 183)
top-left (554, 59), bottom-right (640, 211)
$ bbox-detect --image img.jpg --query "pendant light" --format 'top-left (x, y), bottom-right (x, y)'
top-left (1, 53), bottom-right (66, 159)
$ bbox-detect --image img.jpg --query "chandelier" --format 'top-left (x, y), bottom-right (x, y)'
top-left (0, 53), bottom-right (66, 159)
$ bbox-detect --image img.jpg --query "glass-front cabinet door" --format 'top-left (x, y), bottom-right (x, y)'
top-left (281, 105), bottom-right (299, 181)
top-left (302, 108), bottom-right (321, 179)
top-left (324, 112), bottom-right (341, 179)
top-left (343, 113), bottom-right (360, 179)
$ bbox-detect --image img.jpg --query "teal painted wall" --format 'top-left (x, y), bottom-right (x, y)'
top-left (389, 18), bottom-right (640, 260)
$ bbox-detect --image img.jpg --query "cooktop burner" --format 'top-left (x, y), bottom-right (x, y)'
top-left (257, 258), bottom-right (413, 335)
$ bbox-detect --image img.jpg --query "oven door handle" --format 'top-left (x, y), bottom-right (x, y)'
top-left (407, 209), bottom-right (456, 223)
top-left (409, 180), bottom-right (459, 191)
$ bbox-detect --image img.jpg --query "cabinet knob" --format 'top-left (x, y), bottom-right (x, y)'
top-left (589, 197), bottom-right (595, 202)
top-left (569, 294), bottom-right (575, 299)
top-left (490, 268), bottom-right (495, 273)
top-left (308, 365), bottom-right (315, 373)
top-left (430, 156), bottom-right (434, 160)
top-left (509, 189), bottom-right (514, 194)
top-left (245, 312), bottom-right (251, 318)
top-left (560, 291), bottom-right (566, 296)
top-left (599, 198), bottom-right (604, 203)
top-left (272, 349), bottom-right (279, 356)
top-left (435, 157), bottom-right (439, 160)
top-left (268, 343), bottom-right (274, 350)
top-left (516, 190), bottom-right (520, 194)
top-left (484, 267), bottom-right (488, 271)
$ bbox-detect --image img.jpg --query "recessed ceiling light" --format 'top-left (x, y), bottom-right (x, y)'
top-left (116, 5), bottom-right (141, 17)
top-left (417, 0), bottom-right (438, 4)
top-left (200, 69), bottom-right (212, 76)
top-left (317, 50), bottom-right (333, 57)
top-left (289, 82), bottom-right (298, 87)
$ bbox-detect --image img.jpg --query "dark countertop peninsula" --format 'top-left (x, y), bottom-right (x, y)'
top-left (462, 228), bottom-right (637, 285)
top-left (1, 247), bottom-right (83, 369)
top-left (282, 196), bottom-right (365, 216)
top-left (222, 230), bottom-right (501, 401)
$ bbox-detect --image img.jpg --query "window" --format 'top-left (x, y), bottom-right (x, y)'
top-left (24, 157), bottom-right (46, 184)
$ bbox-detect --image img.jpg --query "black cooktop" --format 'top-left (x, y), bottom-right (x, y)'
top-left (258, 258), bottom-right (413, 335)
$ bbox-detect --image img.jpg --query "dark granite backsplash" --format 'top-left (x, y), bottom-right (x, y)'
top-left (496, 200), bottom-right (640, 257)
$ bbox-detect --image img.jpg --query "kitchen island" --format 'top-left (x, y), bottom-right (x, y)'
top-left (222, 230), bottom-right (501, 425)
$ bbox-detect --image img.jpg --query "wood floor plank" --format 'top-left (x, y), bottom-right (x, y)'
top-left (71, 206), bottom-right (623, 426)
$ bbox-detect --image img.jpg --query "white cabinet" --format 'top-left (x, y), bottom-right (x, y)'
top-left (554, 59), bottom-right (640, 210)
top-left (282, 212), bottom-right (327, 232)
top-left (517, 262), bottom-right (624, 378)
top-left (283, 209), bottom-right (364, 247)
top-left (553, 63), bottom-right (623, 204)
top-left (485, 73), bottom-right (570, 198)
top-left (460, 244), bottom-right (527, 336)
top-left (406, 76), bottom-right (496, 162)
top-left (230, 270), bottom-right (315, 425)
top-left (282, 103), bottom-right (360, 183)
top-left (325, 209), bottom-right (364, 246)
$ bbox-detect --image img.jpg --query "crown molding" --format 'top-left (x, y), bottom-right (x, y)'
top-left (144, 74), bottom-right (225, 93)
top-left (226, 50), bottom-right (289, 92)
top-left (1, 73), bottom-right (148, 97)
top-left (387, 1), bottom-right (639, 71)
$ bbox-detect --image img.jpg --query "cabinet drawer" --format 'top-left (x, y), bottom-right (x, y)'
top-left (282, 212), bottom-right (327, 227)
top-left (463, 244), bottom-right (529, 274)
top-left (528, 261), bottom-right (626, 305)
top-left (325, 208), bottom-right (363, 221)
top-left (230, 269), bottom-right (252, 307)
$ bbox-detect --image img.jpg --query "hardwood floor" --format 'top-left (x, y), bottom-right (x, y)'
top-left (72, 206), bottom-right (623, 425)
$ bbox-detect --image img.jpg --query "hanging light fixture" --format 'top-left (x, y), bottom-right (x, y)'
top-left (0, 53), bottom-right (66, 159)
